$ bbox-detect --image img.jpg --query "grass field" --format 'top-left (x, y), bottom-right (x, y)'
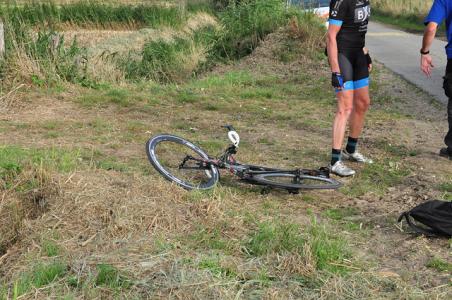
top-left (372, 0), bottom-right (440, 33)
top-left (0, 1), bottom-right (451, 299)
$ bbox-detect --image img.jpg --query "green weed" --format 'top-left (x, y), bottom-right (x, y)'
top-left (187, 225), bottom-right (232, 252)
top-left (96, 158), bottom-right (128, 172)
top-left (0, 284), bottom-right (7, 300)
top-left (324, 207), bottom-right (359, 221)
top-left (254, 269), bottom-right (274, 287)
top-left (176, 88), bottom-right (200, 104)
top-left (13, 261), bottom-right (67, 297)
top-left (191, 228), bottom-right (229, 250)
top-left (104, 88), bottom-right (132, 106)
top-left (95, 264), bottom-right (130, 288)
top-left (198, 256), bottom-right (236, 279)
top-left (426, 257), bottom-right (452, 273)
top-left (78, 88), bottom-right (138, 107)
top-left (197, 139), bottom-right (225, 154)
top-left (0, 146), bottom-right (82, 175)
top-left (245, 222), bottom-right (305, 256)
top-left (373, 140), bottom-right (419, 158)
top-left (245, 219), bottom-right (351, 273)
top-left (193, 71), bottom-right (255, 88)
top-left (439, 182), bottom-right (452, 193)
top-left (307, 220), bottom-right (350, 273)
top-left (42, 240), bottom-right (60, 257)
top-left (343, 162), bottom-right (410, 197)
top-left (41, 120), bottom-right (60, 130)
top-left (80, 149), bottom-right (129, 172)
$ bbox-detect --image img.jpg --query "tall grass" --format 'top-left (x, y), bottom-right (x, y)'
top-left (0, 1), bottom-right (186, 29)
top-left (215, 0), bottom-right (288, 58)
top-left (122, 24), bottom-right (217, 83)
top-left (1, 17), bottom-right (89, 86)
top-left (122, 37), bottom-right (199, 83)
top-left (0, 0), bottom-right (325, 86)
top-left (121, 1), bottom-right (325, 83)
top-left (373, 0), bottom-right (433, 16)
top-left (372, 0), bottom-right (435, 32)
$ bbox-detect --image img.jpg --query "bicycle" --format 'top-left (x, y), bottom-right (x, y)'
top-left (145, 125), bottom-right (342, 193)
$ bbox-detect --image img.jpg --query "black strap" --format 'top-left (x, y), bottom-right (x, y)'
top-left (398, 212), bottom-right (439, 236)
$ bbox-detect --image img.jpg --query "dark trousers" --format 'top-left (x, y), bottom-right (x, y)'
top-left (444, 60), bottom-right (452, 149)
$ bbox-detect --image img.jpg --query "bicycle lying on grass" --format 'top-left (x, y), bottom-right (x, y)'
top-left (146, 125), bottom-right (341, 193)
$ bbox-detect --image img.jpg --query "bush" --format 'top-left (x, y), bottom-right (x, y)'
top-left (1, 18), bottom-right (88, 86)
top-left (214, 0), bottom-right (288, 58)
top-left (122, 24), bottom-right (218, 83)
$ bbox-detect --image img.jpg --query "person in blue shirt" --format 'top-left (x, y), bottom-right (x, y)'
top-left (421, 0), bottom-right (452, 160)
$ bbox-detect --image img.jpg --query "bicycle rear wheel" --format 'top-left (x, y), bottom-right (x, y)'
top-left (251, 172), bottom-right (341, 190)
top-left (146, 134), bottom-right (219, 190)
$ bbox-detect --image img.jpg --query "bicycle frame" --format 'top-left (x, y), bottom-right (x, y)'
top-left (178, 126), bottom-right (331, 181)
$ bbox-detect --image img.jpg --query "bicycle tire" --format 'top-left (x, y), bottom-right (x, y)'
top-left (250, 172), bottom-right (341, 190)
top-left (146, 134), bottom-right (220, 190)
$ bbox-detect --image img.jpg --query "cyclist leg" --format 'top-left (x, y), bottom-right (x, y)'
top-left (349, 50), bottom-right (370, 139)
top-left (446, 98), bottom-right (452, 149)
top-left (341, 50), bottom-right (373, 164)
top-left (332, 52), bottom-right (354, 150)
top-left (444, 61), bottom-right (452, 151)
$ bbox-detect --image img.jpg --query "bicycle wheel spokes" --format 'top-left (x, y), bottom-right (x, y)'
top-left (153, 139), bottom-right (213, 187)
top-left (252, 173), bottom-right (341, 190)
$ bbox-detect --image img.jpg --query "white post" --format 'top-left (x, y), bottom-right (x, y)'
top-left (0, 19), bottom-right (5, 60)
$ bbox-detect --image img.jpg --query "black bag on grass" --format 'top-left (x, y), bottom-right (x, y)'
top-left (398, 200), bottom-right (452, 237)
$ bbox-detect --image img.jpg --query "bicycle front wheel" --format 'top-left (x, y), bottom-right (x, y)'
top-left (251, 173), bottom-right (341, 190)
top-left (146, 134), bottom-right (219, 190)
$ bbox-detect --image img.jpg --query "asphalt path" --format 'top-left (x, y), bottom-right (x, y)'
top-left (366, 21), bottom-right (448, 104)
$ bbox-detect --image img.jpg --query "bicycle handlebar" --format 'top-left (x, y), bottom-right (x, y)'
top-left (223, 125), bottom-right (235, 132)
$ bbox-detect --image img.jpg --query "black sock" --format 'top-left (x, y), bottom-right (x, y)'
top-left (331, 148), bottom-right (341, 166)
top-left (346, 137), bottom-right (358, 154)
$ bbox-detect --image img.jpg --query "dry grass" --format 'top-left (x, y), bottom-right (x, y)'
top-left (0, 84), bottom-right (25, 111)
top-left (60, 11), bottom-right (218, 84)
top-left (0, 164), bottom-right (59, 258)
top-left (0, 23), bottom-right (451, 299)
top-left (0, 0), bottom-right (184, 6)
top-left (288, 15), bottom-right (325, 54)
top-left (373, 0), bottom-right (433, 15)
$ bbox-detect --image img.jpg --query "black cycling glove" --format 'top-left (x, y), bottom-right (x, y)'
top-left (365, 52), bottom-right (372, 65)
top-left (332, 72), bottom-right (344, 89)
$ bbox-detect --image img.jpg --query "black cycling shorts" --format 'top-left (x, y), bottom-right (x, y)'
top-left (337, 49), bottom-right (369, 92)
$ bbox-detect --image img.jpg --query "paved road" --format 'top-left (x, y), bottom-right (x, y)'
top-left (367, 21), bottom-right (448, 104)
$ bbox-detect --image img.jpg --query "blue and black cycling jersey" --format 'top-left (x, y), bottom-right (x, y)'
top-left (329, 0), bottom-right (371, 91)
top-left (329, 0), bottom-right (371, 51)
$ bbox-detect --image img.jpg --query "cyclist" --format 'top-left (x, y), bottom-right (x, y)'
top-left (421, 0), bottom-right (452, 160)
top-left (326, 0), bottom-right (373, 176)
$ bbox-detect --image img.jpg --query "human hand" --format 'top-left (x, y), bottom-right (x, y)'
top-left (365, 52), bottom-right (372, 72)
top-left (421, 54), bottom-right (434, 77)
top-left (332, 72), bottom-right (344, 90)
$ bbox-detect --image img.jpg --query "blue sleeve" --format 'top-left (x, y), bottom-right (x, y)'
top-left (329, 0), bottom-right (349, 26)
top-left (425, 0), bottom-right (446, 25)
